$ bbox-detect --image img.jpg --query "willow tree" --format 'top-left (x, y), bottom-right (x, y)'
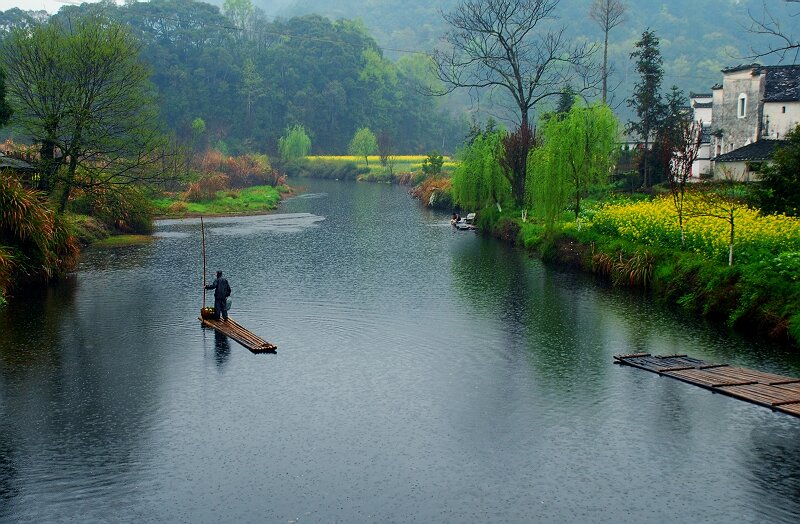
top-left (452, 129), bottom-right (510, 212)
top-left (278, 124), bottom-right (311, 161)
top-left (433, 0), bottom-right (599, 206)
top-left (531, 100), bottom-right (618, 230)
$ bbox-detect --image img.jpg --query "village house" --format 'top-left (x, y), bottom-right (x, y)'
top-left (689, 92), bottom-right (713, 177)
top-left (699, 64), bottom-right (800, 180)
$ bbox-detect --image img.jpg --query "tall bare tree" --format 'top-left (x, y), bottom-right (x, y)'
top-left (589, 0), bottom-right (626, 104)
top-left (661, 118), bottom-right (703, 247)
top-left (432, 0), bottom-right (599, 205)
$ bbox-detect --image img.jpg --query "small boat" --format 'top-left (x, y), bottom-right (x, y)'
top-left (453, 212), bottom-right (477, 230)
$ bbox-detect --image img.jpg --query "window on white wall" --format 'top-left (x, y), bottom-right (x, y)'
top-left (738, 94), bottom-right (747, 118)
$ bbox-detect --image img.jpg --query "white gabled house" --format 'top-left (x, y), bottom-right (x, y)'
top-left (697, 64), bottom-right (800, 181)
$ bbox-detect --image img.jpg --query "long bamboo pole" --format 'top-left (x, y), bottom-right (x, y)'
top-left (201, 216), bottom-right (206, 309)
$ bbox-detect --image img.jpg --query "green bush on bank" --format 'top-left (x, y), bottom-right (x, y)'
top-left (152, 184), bottom-right (284, 217)
top-left (69, 185), bottom-right (155, 234)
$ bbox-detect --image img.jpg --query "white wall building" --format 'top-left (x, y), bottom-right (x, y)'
top-left (704, 64), bottom-right (800, 181)
top-left (689, 92), bottom-right (713, 177)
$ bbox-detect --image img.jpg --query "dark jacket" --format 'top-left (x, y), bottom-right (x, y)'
top-left (206, 277), bottom-right (231, 300)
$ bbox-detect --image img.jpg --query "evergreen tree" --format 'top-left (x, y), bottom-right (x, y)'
top-left (627, 29), bottom-right (664, 189)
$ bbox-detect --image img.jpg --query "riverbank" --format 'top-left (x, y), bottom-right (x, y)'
top-left (151, 184), bottom-right (291, 218)
top-left (477, 207), bottom-right (800, 348)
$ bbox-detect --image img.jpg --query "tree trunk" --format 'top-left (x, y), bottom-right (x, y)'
top-left (59, 154), bottom-right (78, 213)
top-left (602, 30), bottom-right (609, 104)
top-left (38, 139), bottom-right (57, 193)
top-left (728, 213), bottom-right (735, 266)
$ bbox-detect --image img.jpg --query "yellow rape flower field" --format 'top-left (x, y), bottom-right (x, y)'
top-left (308, 155), bottom-right (456, 171)
top-left (591, 195), bottom-right (800, 265)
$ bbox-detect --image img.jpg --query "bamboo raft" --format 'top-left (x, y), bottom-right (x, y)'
top-left (200, 317), bottom-right (277, 353)
top-left (614, 353), bottom-right (800, 417)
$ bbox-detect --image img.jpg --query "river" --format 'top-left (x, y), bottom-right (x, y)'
top-left (1, 179), bottom-right (799, 522)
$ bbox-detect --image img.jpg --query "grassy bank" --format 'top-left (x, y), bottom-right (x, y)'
top-left (151, 184), bottom-right (288, 217)
top-left (477, 200), bottom-right (800, 347)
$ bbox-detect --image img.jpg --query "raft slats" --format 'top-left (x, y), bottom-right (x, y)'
top-left (201, 317), bottom-right (277, 353)
top-left (614, 353), bottom-right (800, 418)
top-left (664, 368), bottom-right (758, 388)
top-left (717, 383), bottom-right (800, 407)
top-left (775, 382), bottom-right (800, 394)
top-left (777, 403), bottom-right (800, 416)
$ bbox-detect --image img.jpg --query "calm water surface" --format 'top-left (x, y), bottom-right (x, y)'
top-left (2, 179), bottom-right (800, 522)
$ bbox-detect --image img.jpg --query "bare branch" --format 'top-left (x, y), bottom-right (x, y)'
top-left (745, 1), bottom-right (799, 63)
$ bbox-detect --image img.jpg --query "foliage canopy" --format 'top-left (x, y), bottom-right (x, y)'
top-left (2, 14), bottom-right (168, 210)
top-left (348, 127), bottom-right (378, 166)
top-left (756, 125), bottom-right (800, 217)
top-left (531, 100), bottom-right (618, 228)
top-left (279, 125), bottom-right (312, 162)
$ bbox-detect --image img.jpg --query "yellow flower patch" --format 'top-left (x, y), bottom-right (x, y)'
top-left (592, 195), bottom-right (800, 263)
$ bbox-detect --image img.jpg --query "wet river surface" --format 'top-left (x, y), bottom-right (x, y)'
top-left (1, 179), bottom-right (800, 522)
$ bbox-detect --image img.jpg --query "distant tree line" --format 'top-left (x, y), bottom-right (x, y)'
top-left (0, 0), bottom-right (464, 156)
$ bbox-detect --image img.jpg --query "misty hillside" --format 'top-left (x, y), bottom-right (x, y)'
top-left (256, 0), bottom-right (796, 106)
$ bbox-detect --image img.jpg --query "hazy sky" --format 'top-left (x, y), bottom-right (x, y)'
top-left (0, 0), bottom-right (105, 13)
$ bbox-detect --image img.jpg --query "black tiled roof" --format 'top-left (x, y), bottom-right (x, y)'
top-left (721, 63), bottom-right (762, 74)
top-left (764, 65), bottom-right (800, 102)
top-left (714, 139), bottom-right (787, 162)
top-left (693, 101), bottom-right (713, 109)
top-left (0, 154), bottom-right (36, 171)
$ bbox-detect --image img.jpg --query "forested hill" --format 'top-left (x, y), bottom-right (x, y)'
top-left (0, 0), bottom-right (465, 155)
top-left (264, 0), bottom-right (797, 104)
top-left (2, 0), bottom-right (796, 154)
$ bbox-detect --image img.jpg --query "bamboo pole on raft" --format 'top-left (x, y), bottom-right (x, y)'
top-left (201, 216), bottom-right (207, 310)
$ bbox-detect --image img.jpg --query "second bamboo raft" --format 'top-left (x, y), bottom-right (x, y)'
top-left (614, 353), bottom-right (800, 417)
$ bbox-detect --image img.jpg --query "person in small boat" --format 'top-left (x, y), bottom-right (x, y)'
top-left (451, 213), bottom-right (458, 227)
top-left (205, 270), bottom-right (231, 321)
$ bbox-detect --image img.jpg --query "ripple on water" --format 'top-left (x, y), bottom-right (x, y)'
top-left (4, 179), bottom-right (800, 523)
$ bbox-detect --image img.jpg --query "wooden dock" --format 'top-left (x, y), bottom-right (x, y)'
top-left (200, 317), bottom-right (277, 353)
top-left (614, 353), bottom-right (800, 417)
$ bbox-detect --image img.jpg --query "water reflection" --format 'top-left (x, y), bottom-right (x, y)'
top-left (79, 242), bottom-right (156, 271)
top-left (213, 330), bottom-right (231, 369)
top-left (744, 421), bottom-right (800, 521)
top-left (0, 435), bottom-right (18, 521)
top-left (2, 179), bottom-right (800, 522)
top-left (0, 277), bottom-right (77, 372)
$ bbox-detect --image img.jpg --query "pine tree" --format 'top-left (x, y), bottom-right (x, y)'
top-left (627, 29), bottom-right (664, 189)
